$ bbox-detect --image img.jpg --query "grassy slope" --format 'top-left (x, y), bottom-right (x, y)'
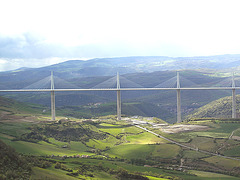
top-left (189, 170), bottom-right (239, 180)
top-left (0, 96), bottom-right (46, 115)
top-left (1, 100), bottom-right (240, 180)
top-left (187, 95), bottom-right (240, 119)
top-left (0, 139), bottom-right (32, 179)
top-left (203, 156), bottom-right (240, 170)
top-left (107, 143), bottom-right (180, 159)
top-left (0, 133), bottom-right (93, 156)
top-left (30, 167), bottom-right (78, 180)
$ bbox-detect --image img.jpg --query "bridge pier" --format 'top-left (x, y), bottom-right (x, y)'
top-left (51, 72), bottom-right (56, 121)
top-left (232, 89), bottom-right (236, 118)
top-left (117, 72), bottom-right (121, 120)
top-left (176, 72), bottom-right (182, 123)
top-left (177, 89), bottom-right (181, 123)
top-left (51, 91), bottom-right (56, 120)
top-left (117, 90), bottom-right (121, 120)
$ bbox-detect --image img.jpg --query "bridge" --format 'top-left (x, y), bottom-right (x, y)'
top-left (0, 72), bottom-right (238, 123)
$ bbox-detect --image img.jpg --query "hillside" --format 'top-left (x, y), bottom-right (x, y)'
top-left (1, 114), bottom-right (240, 179)
top-left (2, 54), bottom-right (240, 89)
top-left (0, 139), bottom-right (32, 179)
top-left (0, 95), bottom-right (240, 179)
top-left (0, 96), bottom-right (46, 115)
top-left (187, 95), bottom-right (240, 120)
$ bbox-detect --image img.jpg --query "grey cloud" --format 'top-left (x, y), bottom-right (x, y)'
top-left (0, 33), bottom-right (112, 59)
top-left (0, 32), bottom-right (194, 72)
top-left (0, 33), bottom-right (70, 59)
top-left (0, 33), bottom-right (185, 60)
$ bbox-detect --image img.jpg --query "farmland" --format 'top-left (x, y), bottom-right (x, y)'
top-left (0, 94), bottom-right (240, 179)
top-left (1, 112), bottom-right (240, 179)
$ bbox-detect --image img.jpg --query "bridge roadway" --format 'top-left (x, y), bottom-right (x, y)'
top-left (0, 87), bottom-right (239, 92)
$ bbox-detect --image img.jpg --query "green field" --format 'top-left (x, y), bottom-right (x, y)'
top-left (224, 145), bottom-right (240, 156)
top-left (97, 123), bottom-right (143, 135)
top-left (189, 170), bottom-right (240, 180)
top-left (1, 115), bottom-right (240, 179)
top-left (166, 123), bottom-right (240, 143)
top-left (188, 136), bottom-right (217, 151)
top-left (203, 156), bottom-right (240, 170)
top-left (126, 132), bottom-right (168, 144)
top-left (31, 167), bottom-right (78, 180)
top-left (182, 150), bottom-right (210, 159)
top-left (0, 122), bottom-right (32, 137)
top-left (233, 128), bottom-right (240, 136)
top-left (0, 133), bottom-right (92, 156)
top-left (107, 143), bottom-right (180, 159)
top-left (62, 158), bottom-right (200, 179)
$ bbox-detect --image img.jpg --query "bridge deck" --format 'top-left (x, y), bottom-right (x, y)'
top-left (0, 87), bottom-right (239, 92)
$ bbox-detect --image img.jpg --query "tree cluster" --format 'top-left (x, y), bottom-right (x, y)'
top-left (18, 121), bottom-right (108, 143)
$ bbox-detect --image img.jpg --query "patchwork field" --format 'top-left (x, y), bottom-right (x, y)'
top-left (1, 114), bottom-right (240, 179)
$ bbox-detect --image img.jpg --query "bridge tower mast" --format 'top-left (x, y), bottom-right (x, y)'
top-left (51, 72), bottom-right (56, 121)
top-left (177, 72), bottom-right (181, 123)
top-left (117, 72), bottom-right (121, 120)
top-left (232, 72), bottom-right (237, 118)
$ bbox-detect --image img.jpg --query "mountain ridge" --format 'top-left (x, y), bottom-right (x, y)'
top-left (3, 54), bottom-right (240, 76)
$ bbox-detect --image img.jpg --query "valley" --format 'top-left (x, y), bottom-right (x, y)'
top-left (0, 68), bottom-right (237, 123)
top-left (0, 99), bottom-right (240, 179)
top-left (1, 56), bottom-right (240, 179)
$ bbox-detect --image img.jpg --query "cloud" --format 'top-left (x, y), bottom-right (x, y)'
top-left (0, 32), bottom-right (188, 62)
top-left (0, 33), bottom-right (68, 59)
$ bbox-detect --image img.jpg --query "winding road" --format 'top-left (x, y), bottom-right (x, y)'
top-left (135, 125), bottom-right (240, 161)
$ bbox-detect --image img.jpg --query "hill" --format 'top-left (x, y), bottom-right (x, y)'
top-left (0, 139), bottom-right (32, 179)
top-left (0, 96), bottom-right (46, 115)
top-left (187, 95), bottom-right (240, 120)
top-left (2, 54), bottom-right (240, 89)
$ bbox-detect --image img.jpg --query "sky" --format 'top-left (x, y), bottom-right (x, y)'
top-left (0, 0), bottom-right (240, 71)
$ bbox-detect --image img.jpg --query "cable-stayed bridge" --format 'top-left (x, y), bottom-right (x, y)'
top-left (0, 72), bottom-right (239, 123)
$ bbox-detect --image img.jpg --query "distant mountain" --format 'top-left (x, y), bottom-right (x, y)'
top-left (43, 54), bottom-right (240, 75)
top-left (1, 54), bottom-right (240, 89)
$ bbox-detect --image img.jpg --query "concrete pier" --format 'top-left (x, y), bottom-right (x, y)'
top-left (51, 91), bottom-right (56, 120)
top-left (117, 72), bottom-right (121, 120)
top-left (177, 72), bottom-right (181, 123)
top-left (232, 89), bottom-right (236, 118)
top-left (51, 72), bottom-right (56, 121)
top-left (177, 89), bottom-right (181, 123)
top-left (117, 90), bottom-right (121, 120)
